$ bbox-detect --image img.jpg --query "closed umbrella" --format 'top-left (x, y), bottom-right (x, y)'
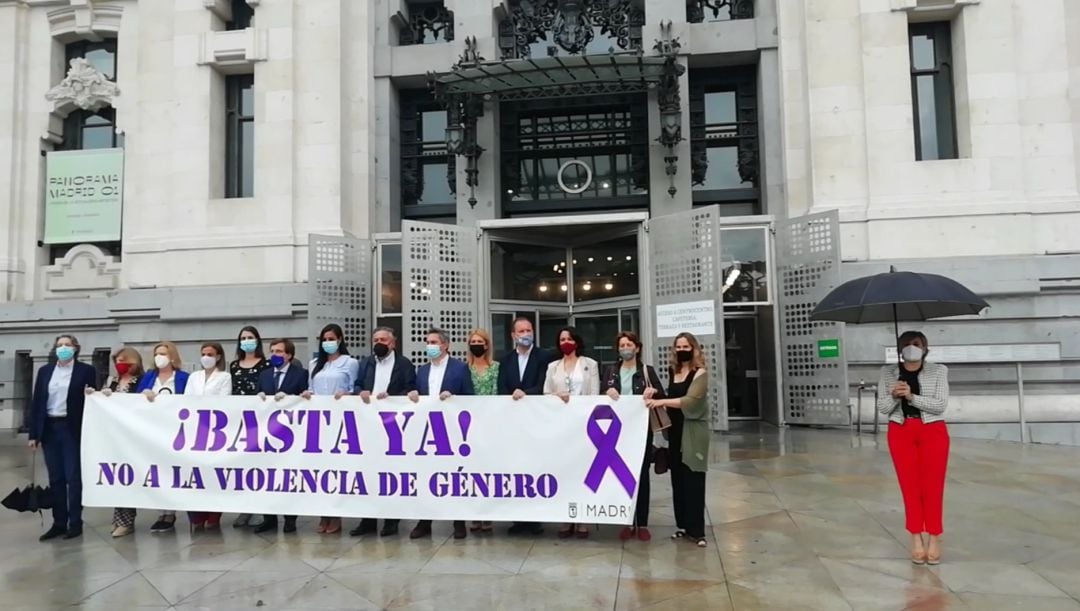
top-left (1, 449), bottom-right (52, 514)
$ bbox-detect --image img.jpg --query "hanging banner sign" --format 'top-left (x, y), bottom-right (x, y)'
top-left (656, 299), bottom-right (717, 338)
top-left (81, 394), bottom-right (649, 524)
top-left (44, 148), bottom-right (125, 244)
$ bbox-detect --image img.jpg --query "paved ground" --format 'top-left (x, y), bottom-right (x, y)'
top-left (1, 423), bottom-right (1079, 610)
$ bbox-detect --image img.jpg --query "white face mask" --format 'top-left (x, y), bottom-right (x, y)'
top-left (154, 354), bottom-right (171, 369)
top-left (200, 355), bottom-right (217, 370)
top-left (901, 345), bottom-right (925, 363)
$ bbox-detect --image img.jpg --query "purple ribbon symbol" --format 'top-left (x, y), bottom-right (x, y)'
top-left (583, 404), bottom-right (637, 497)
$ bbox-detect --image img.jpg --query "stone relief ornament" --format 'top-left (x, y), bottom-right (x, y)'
top-left (45, 58), bottom-right (120, 114)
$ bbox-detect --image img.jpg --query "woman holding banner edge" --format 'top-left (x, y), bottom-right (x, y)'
top-left (645, 332), bottom-right (710, 548)
top-left (600, 331), bottom-right (665, 542)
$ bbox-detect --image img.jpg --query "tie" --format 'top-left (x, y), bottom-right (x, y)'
top-left (274, 370), bottom-right (283, 390)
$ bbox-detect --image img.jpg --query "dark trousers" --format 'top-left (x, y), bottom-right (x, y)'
top-left (634, 439), bottom-right (651, 527)
top-left (359, 518), bottom-right (399, 530)
top-left (42, 417), bottom-right (82, 529)
top-left (667, 409), bottom-right (706, 538)
top-left (262, 514), bottom-right (297, 525)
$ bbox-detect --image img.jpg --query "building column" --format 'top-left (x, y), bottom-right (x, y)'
top-left (0, 3), bottom-right (26, 302)
top-left (758, 49), bottom-right (784, 217)
top-left (647, 66), bottom-right (693, 217)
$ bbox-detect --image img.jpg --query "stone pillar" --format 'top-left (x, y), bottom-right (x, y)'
top-left (644, 0), bottom-right (692, 218)
top-left (758, 49), bottom-right (785, 217)
top-left (0, 3), bottom-right (26, 302)
top-left (457, 101), bottom-right (501, 225)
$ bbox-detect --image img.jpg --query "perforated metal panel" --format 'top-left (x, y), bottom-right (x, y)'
top-left (402, 221), bottom-right (479, 364)
top-left (308, 234), bottom-right (373, 356)
top-left (776, 210), bottom-right (848, 425)
top-left (648, 207), bottom-right (727, 432)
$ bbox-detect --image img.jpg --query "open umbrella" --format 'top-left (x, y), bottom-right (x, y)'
top-left (809, 267), bottom-right (989, 357)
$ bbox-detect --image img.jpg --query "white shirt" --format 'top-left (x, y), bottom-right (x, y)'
top-left (46, 363), bottom-right (74, 417)
top-left (152, 373), bottom-right (177, 395)
top-left (273, 362), bottom-right (291, 390)
top-left (372, 352), bottom-right (396, 395)
top-left (427, 357), bottom-right (448, 397)
top-left (517, 346), bottom-right (533, 382)
top-left (184, 369), bottom-right (233, 396)
top-left (309, 356), bottom-right (360, 396)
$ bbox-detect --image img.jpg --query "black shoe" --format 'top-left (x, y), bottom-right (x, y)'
top-left (453, 521), bottom-right (467, 540)
top-left (350, 520), bottom-right (376, 537)
top-left (248, 516), bottom-right (266, 529)
top-left (526, 523), bottom-right (544, 535)
top-left (39, 524), bottom-right (66, 542)
top-left (380, 521), bottom-right (399, 537)
top-left (150, 518), bottom-right (175, 533)
top-left (409, 521), bottom-right (432, 539)
top-left (253, 519), bottom-right (278, 534)
top-left (63, 525), bottom-right (83, 540)
top-left (283, 517), bottom-right (297, 534)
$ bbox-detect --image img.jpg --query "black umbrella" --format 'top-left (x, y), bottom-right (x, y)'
top-left (1, 450), bottom-right (52, 514)
top-left (810, 267), bottom-right (989, 358)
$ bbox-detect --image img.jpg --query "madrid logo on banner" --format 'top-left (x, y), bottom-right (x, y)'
top-left (81, 394), bottom-right (650, 524)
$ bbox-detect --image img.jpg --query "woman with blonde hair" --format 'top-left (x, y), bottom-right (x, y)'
top-left (466, 328), bottom-right (499, 534)
top-left (136, 341), bottom-right (189, 533)
top-left (646, 332), bottom-right (711, 548)
top-left (103, 346), bottom-right (144, 537)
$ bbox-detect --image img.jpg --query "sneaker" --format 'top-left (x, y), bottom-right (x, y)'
top-left (111, 525), bottom-right (133, 538)
top-left (150, 518), bottom-right (175, 533)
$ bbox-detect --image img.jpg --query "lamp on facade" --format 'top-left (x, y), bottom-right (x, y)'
top-left (445, 123), bottom-right (464, 155)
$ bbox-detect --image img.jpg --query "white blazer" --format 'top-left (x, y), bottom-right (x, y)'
top-left (184, 369), bottom-right (233, 396)
top-left (543, 356), bottom-right (600, 396)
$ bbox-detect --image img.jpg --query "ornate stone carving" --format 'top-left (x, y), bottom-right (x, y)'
top-left (45, 58), bottom-right (120, 115)
top-left (42, 244), bottom-right (122, 295)
top-left (498, 0), bottom-right (645, 59)
top-left (399, 1), bottom-right (455, 45)
top-left (686, 0), bottom-right (754, 23)
top-left (47, 1), bottom-right (124, 43)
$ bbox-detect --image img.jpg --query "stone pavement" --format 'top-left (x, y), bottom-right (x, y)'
top-left (1, 423), bottom-right (1078, 610)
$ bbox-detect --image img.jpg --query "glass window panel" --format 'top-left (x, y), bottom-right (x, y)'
top-left (705, 91), bottom-right (736, 124)
top-left (81, 125), bottom-right (114, 149)
top-left (380, 243), bottom-right (402, 314)
top-left (916, 75), bottom-right (940, 160)
top-left (571, 234), bottom-right (639, 302)
top-left (490, 241), bottom-right (568, 303)
top-left (240, 121), bottom-right (255, 197)
top-left (417, 162), bottom-right (453, 204)
top-left (241, 85), bottom-right (254, 117)
top-left (720, 227), bottom-right (768, 303)
top-left (84, 48), bottom-right (115, 80)
top-left (911, 34), bottom-right (935, 71)
top-left (594, 156), bottom-right (613, 196)
top-left (572, 313), bottom-right (619, 365)
top-left (696, 146), bottom-right (751, 190)
top-left (421, 110), bottom-right (446, 143)
top-left (491, 312), bottom-right (514, 359)
top-left (84, 113), bottom-right (111, 126)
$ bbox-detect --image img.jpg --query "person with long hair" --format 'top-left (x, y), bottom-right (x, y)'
top-left (877, 331), bottom-right (950, 565)
top-left (28, 334), bottom-right (98, 541)
top-left (645, 332), bottom-right (710, 548)
top-left (228, 325), bottom-right (268, 529)
top-left (600, 331), bottom-right (665, 542)
top-left (183, 342), bottom-right (232, 530)
top-left (102, 346), bottom-right (145, 537)
top-left (466, 328), bottom-right (499, 534)
top-left (307, 323), bottom-right (359, 534)
top-left (136, 341), bottom-right (189, 533)
top-left (543, 326), bottom-right (600, 539)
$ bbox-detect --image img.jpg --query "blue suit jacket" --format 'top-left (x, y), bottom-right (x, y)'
top-left (29, 361), bottom-right (98, 441)
top-left (257, 361), bottom-right (309, 395)
top-left (135, 370), bottom-right (190, 394)
top-left (416, 357), bottom-right (474, 396)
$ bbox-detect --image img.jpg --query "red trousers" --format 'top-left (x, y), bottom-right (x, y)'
top-left (887, 419), bottom-right (950, 535)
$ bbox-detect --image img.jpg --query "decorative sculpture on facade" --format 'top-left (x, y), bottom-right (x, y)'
top-left (45, 58), bottom-right (120, 114)
top-left (654, 22), bottom-right (686, 197)
top-left (430, 37), bottom-right (486, 208)
top-left (686, 0), bottom-right (754, 23)
top-left (498, 0), bottom-right (645, 59)
top-left (399, 0), bottom-right (455, 45)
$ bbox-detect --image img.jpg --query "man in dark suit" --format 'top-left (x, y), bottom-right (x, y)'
top-left (349, 326), bottom-right (416, 537)
top-left (28, 334), bottom-right (99, 541)
top-left (497, 317), bottom-right (555, 536)
top-left (408, 327), bottom-right (474, 540)
top-left (255, 338), bottom-right (308, 534)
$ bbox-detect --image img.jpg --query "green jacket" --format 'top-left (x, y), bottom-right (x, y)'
top-left (675, 369), bottom-right (711, 472)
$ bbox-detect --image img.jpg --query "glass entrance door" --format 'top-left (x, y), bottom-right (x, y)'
top-left (725, 317), bottom-right (760, 419)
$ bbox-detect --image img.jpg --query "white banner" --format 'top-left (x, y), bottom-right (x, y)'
top-left (81, 394), bottom-right (650, 524)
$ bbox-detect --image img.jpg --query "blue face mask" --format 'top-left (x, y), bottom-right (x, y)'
top-left (426, 344), bottom-right (442, 360)
top-left (516, 334), bottom-right (534, 348)
top-left (269, 354), bottom-right (286, 368)
top-left (321, 340), bottom-right (339, 355)
top-left (55, 345), bottom-right (75, 362)
top-left (240, 339), bottom-right (258, 353)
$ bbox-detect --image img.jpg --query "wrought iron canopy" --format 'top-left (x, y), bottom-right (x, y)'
top-left (431, 53), bottom-right (672, 100)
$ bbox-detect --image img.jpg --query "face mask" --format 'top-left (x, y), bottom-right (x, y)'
top-left (200, 355), bottom-right (217, 370)
top-left (675, 350), bottom-right (693, 363)
top-left (559, 342), bottom-right (577, 356)
top-left (426, 344), bottom-right (442, 360)
top-left (114, 362), bottom-right (131, 376)
top-left (55, 346), bottom-right (75, 362)
top-left (619, 348), bottom-right (636, 362)
top-left (901, 345), bottom-right (925, 363)
top-left (372, 343), bottom-right (390, 358)
top-left (269, 354), bottom-right (286, 368)
top-left (240, 339), bottom-right (258, 353)
top-left (469, 344), bottom-right (486, 357)
top-left (321, 340), bottom-right (339, 355)
top-left (515, 334), bottom-right (534, 348)
top-left (154, 354), bottom-right (171, 369)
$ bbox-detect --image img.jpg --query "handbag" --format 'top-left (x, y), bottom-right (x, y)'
top-left (644, 369), bottom-right (671, 433)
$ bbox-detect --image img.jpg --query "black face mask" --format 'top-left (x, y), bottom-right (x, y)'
top-left (372, 343), bottom-right (390, 358)
top-left (675, 350), bottom-right (693, 363)
top-left (469, 344), bottom-right (487, 357)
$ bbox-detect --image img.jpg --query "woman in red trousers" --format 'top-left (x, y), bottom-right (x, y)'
top-left (877, 331), bottom-right (950, 565)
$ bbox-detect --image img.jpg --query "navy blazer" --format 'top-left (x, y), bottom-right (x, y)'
top-left (354, 353), bottom-right (417, 396)
top-left (257, 361), bottom-right (309, 395)
top-left (497, 347), bottom-right (556, 395)
top-left (29, 361), bottom-right (98, 441)
top-left (416, 357), bottom-right (474, 396)
top-left (135, 370), bottom-right (190, 394)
